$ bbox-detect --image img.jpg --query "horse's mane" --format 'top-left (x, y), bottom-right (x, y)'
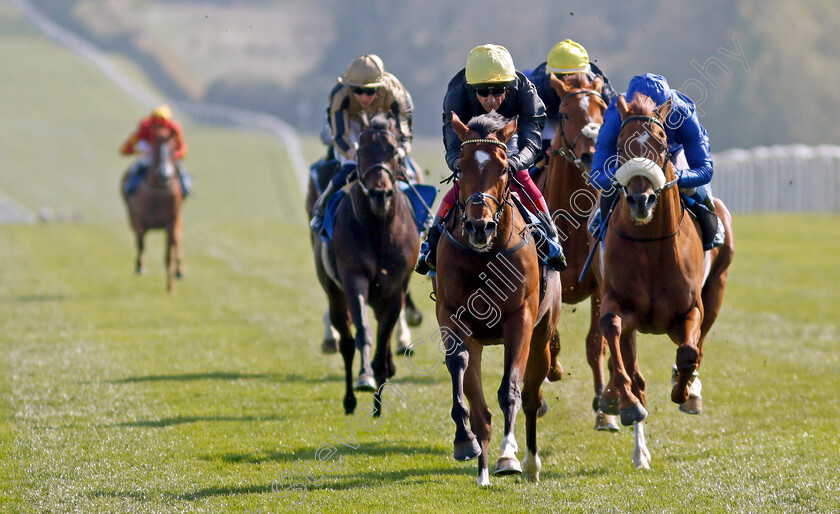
top-left (465, 111), bottom-right (510, 138)
top-left (626, 93), bottom-right (657, 117)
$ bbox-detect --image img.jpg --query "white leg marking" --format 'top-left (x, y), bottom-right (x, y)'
top-left (477, 467), bottom-right (490, 486)
top-left (633, 421), bottom-right (651, 470)
top-left (395, 308), bottom-right (411, 347)
top-left (322, 310), bottom-right (339, 341)
top-left (499, 432), bottom-right (518, 459)
top-left (522, 449), bottom-right (541, 482)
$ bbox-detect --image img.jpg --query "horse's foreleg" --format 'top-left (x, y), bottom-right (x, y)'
top-left (521, 334), bottom-right (551, 483)
top-left (343, 277), bottom-right (375, 391)
top-left (495, 316), bottom-right (533, 478)
top-left (590, 294), bottom-right (619, 431)
top-left (134, 227), bottom-right (145, 275)
top-left (599, 303), bottom-right (646, 426)
top-left (327, 287), bottom-right (355, 415)
top-left (461, 343), bottom-right (491, 485)
top-left (670, 306), bottom-right (703, 406)
top-left (320, 309), bottom-right (339, 354)
top-left (165, 226), bottom-right (175, 293)
top-left (371, 296), bottom-right (403, 416)
top-left (443, 327), bottom-right (480, 462)
top-left (173, 216), bottom-right (184, 279)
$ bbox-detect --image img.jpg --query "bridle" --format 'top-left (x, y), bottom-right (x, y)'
top-left (456, 138), bottom-right (511, 236)
top-left (615, 115), bottom-right (679, 196)
top-left (356, 127), bottom-right (399, 197)
top-left (552, 89), bottom-right (604, 170)
top-left (610, 114), bottom-right (684, 242)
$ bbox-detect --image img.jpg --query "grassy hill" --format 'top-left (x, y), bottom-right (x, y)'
top-left (2, 3), bottom-right (839, 512)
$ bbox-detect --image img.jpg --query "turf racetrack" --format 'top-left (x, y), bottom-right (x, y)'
top-left (1, 5), bottom-right (838, 513)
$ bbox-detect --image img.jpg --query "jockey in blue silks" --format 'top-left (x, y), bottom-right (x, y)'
top-left (589, 73), bottom-right (724, 250)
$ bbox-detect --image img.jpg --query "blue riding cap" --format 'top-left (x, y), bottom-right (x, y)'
top-left (625, 73), bottom-right (671, 105)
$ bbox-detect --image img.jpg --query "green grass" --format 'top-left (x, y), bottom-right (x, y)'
top-left (2, 4), bottom-right (840, 513)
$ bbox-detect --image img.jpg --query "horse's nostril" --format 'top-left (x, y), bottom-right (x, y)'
top-left (484, 221), bottom-right (497, 235)
top-left (627, 195), bottom-right (637, 206)
top-left (646, 195), bottom-right (656, 208)
top-left (580, 153), bottom-right (592, 166)
top-left (464, 221), bottom-right (476, 235)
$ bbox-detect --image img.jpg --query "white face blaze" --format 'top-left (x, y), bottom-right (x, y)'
top-left (474, 149), bottom-right (491, 174)
top-left (579, 94), bottom-right (590, 120)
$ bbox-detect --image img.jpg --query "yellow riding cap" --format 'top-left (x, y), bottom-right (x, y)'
top-left (465, 44), bottom-right (516, 85)
top-left (339, 54), bottom-right (386, 88)
top-left (151, 105), bottom-right (172, 121)
top-left (546, 39), bottom-right (590, 74)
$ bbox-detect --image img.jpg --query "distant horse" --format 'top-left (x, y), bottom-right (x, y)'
top-left (539, 73), bottom-right (618, 431)
top-left (597, 93), bottom-right (734, 468)
top-left (306, 139), bottom-right (423, 356)
top-left (312, 113), bottom-right (420, 414)
top-left (434, 112), bottom-right (562, 484)
top-left (121, 127), bottom-right (184, 293)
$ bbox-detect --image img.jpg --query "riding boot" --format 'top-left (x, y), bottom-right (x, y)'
top-left (689, 203), bottom-right (720, 251)
top-left (414, 216), bottom-right (443, 275)
top-left (310, 181), bottom-right (337, 235)
top-left (535, 211), bottom-right (567, 271)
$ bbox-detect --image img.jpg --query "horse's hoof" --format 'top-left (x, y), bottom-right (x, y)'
top-left (343, 395), bottom-right (357, 415)
top-left (175, 269), bottom-right (183, 280)
top-left (453, 439), bottom-right (481, 461)
top-left (405, 308), bottom-right (423, 327)
top-left (599, 395), bottom-right (620, 415)
top-left (135, 266), bottom-right (146, 275)
top-left (620, 402), bottom-right (648, 426)
top-left (493, 456), bottom-right (522, 476)
top-left (546, 363), bottom-right (563, 382)
top-left (679, 396), bottom-right (703, 415)
top-left (321, 338), bottom-right (338, 354)
top-left (537, 397), bottom-right (549, 418)
top-left (395, 343), bottom-right (413, 355)
top-left (354, 374), bottom-right (376, 392)
top-left (595, 411), bottom-right (620, 432)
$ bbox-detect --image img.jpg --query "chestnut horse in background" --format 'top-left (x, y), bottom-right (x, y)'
top-left (312, 113), bottom-right (419, 415)
top-left (539, 72), bottom-right (618, 431)
top-left (121, 127), bottom-right (184, 293)
top-left (435, 112), bottom-right (562, 484)
top-left (597, 94), bottom-right (734, 468)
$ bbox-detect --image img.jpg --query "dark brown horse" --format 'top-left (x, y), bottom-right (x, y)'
top-left (306, 138), bottom-right (423, 356)
top-left (435, 112), bottom-right (562, 484)
top-left (121, 127), bottom-right (184, 293)
top-left (597, 94), bottom-right (734, 468)
top-left (539, 73), bottom-right (619, 431)
top-left (312, 113), bottom-right (419, 414)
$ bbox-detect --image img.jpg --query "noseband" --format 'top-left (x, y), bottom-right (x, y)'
top-left (457, 138), bottom-right (511, 232)
top-left (553, 89), bottom-right (603, 170)
top-left (616, 115), bottom-right (679, 196)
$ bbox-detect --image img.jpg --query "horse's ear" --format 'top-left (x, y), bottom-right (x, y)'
top-left (495, 115), bottom-right (518, 143)
top-left (549, 73), bottom-right (573, 98)
top-left (616, 94), bottom-right (629, 120)
top-left (592, 75), bottom-right (604, 95)
top-left (451, 111), bottom-right (470, 141)
top-left (656, 99), bottom-right (673, 122)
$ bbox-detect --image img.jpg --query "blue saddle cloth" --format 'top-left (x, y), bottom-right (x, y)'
top-left (321, 183), bottom-right (437, 242)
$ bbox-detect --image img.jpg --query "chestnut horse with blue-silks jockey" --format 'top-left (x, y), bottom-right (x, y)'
top-left (596, 93), bottom-right (734, 469)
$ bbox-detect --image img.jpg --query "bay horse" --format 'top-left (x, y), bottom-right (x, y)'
top-left (121, 127), bottom-right (184, 293)
top-left (597, 93), bottom-right (734, 468)
top-left (539, 72), bottom-right (619, 431)
top-left (306, 137), bottom-right (423, 356)
top-left (312, 113), bottom-right (419, 414)
top-left (435, 111), bottom-right (562, 484)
